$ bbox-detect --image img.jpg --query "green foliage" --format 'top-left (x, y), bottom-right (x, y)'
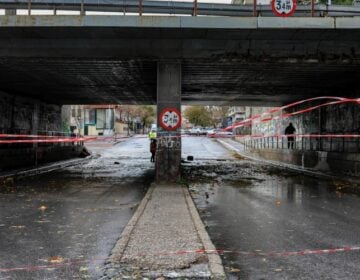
top-left (137, 105), bottom-right (156, 133)
top-left (184, 106), bottom-right (212, 127)
top-left (318, 0), bottom-right (353, 4)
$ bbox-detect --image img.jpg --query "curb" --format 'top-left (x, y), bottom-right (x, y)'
top-left (217, 138), bottom-right (360, 184)
top-left (106, 183), bottom-right (156, 263)
top-left (0, 156), bottom-right (92, 181)
top-left (182, 185), bottom-right (227, 280)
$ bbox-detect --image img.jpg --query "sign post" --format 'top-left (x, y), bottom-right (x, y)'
top-left (271, 0), bottom-right (297, 17)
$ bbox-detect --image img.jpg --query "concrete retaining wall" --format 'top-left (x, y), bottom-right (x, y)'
top-left (0, 145), bottom-right (84, 171)
top-left (251, 101), bottom-right (359, 152)
top-left (249, 148), bottom-right (360, 177)
top-left (0, 90), bottom-right (62, 133)
top-left (0, 90), bottom-right (84, 170)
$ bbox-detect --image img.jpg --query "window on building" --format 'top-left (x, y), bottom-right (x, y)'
top-left (96, 109), bottom-right (105, 129)
top-left (84, 109), bottom-right (96, 124)
top-left (105, 109), bottom-right (114, 129)
top-left (96, 109), bottom-right (114, 129)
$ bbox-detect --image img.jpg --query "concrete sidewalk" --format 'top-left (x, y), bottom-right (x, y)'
top-left (102, 184), bottom-right (225, 279)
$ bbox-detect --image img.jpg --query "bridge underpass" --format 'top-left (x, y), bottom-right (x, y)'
top-left (0, 15), bottom-right (359, 180)
top-left (0, 9), bottom-right (359, 280)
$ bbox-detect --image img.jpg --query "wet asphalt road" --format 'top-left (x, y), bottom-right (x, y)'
top-left (183, 137), bottom-right (360, 280)
top-left (0, 137), bottom-right (154, 280)
top-left (1, 136), bottom-right (359, 280)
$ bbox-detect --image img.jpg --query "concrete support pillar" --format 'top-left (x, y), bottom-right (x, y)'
top-left (5, 9), bottom-right (16, 16)
top-left (156, 62), bottom-right (182, 183)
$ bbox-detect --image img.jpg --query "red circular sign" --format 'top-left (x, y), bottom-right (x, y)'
top-left (159, 107), bottom-right (181, 131)
top-left (271, 0), bottom-right (297, 17)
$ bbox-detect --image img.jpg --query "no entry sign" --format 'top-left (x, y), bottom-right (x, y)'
top-left (271, 0), bottom-right (297, 17)
top-left (159, 107), bottom-right (181, 131)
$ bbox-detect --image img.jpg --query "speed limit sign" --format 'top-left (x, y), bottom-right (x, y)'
top-left (159, 107), bottom-right (181, 131)
top-left (271, 0), bottom-right (297, 17)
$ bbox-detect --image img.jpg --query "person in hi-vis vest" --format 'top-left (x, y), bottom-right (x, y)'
top-left (149, 130), bottom-right (156, 140)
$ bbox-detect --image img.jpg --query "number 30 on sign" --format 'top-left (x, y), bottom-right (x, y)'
top-left (271, 0), bottom-right (297, 17)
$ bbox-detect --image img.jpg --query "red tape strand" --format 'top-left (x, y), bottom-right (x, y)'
top-left (226, 96), bottom-right (360, 131)
top-left (0, 246), bottom-right (359, 273)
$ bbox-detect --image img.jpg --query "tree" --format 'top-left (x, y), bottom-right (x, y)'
top-left (207, 106), bottom-right (230, 128)
top-left (136, 106), bottom-right (156, 134)
top-left (115, 105), bottom-right (155, 135)
top-left (116, 105), bottom-right (137, 136)
top-left (184, 106), bottom-right (212, 127)
top-left (318, 0), bottom-right (353, 4)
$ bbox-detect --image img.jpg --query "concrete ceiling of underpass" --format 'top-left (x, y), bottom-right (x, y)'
top-left (0, 58), bottom-right (359, 106)
top-left (1, 16), bottom-right (360, 105)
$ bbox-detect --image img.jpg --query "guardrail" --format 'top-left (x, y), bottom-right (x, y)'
top-left (238, 134), bottom-right (360, 153)
top-left (1, 0), bottom-right (360, 17)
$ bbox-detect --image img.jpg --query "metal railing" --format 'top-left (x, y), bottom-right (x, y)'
top-left (239, 134), bottom-right (360, 153)
top-left (1, 0), bottom-right (360, 17)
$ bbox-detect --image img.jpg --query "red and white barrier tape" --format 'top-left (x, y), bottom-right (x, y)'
top-left (1, 133), bottom-right (359, 144)
top-left (0, 137), bottom-right (97, 144)
top-left (235, 134), bottom-right (360, 139)
top-left (226, 96), bottom-right (360, 131)
top-left (0, 246), bottom-right (359, 273)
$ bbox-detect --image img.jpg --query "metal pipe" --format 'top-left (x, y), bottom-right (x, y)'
top-left (139, 0), bottom-right (143, 16)
top-left (80, 0), bottom-right (85, 15)
top-left (253, 0), bottom-right (257, 17)
top-left (311, 0), bottom-right (315, 17)
top-left (27, 0), bottom-right (31, 15)
top-left (193, 0), bottom-right (198, 16)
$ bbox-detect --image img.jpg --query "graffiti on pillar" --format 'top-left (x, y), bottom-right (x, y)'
top-left (159, 107), bottom-right (181, 131)
top-left (157, 136), bottom-right (181, 150)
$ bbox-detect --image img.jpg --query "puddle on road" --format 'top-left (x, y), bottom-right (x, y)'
top-left (183, 160), bottom-right (360, 280)
top-left (0, 152), bottom-right (154, 280)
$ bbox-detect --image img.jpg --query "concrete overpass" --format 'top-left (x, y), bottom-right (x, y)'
top-left (0, 12), bottom-right (359, 180)
top-left (0, 15), bottom-right (360, 106)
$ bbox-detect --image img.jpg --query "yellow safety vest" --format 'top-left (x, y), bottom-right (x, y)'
top-left (149, 131), bottom-right (156, 139)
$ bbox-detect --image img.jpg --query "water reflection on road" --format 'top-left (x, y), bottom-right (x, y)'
top-left (0, 137), bottom-right (153, 280)
top-left (183, 137), bottom-right (360, 280)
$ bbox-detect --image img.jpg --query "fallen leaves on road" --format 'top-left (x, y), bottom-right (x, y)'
top-left (3, 177), bottom-right (14, 187)
top-left (9, 225), bottom-right (26, 229)
top-left (48, 256), bottom-right (65, 263)
top-left (34, 220), bottom-right (51, 223)
top-left (38, 205), bottom-right (47, 211)
top-left (79, 266), bottom-right (88, 272)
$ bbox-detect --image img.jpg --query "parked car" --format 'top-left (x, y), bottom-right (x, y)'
top-left (181, 129), bottom-right (191, 135)
top-left (207, 129), bottom-right (233, 138)
top-left (190, 127), bottom-right (207, 135)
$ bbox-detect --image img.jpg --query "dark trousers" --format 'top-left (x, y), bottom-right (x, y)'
top-left (287, 137), bottom-right (295, 149)
top-left (151, 152), bottom-right (155, 162)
